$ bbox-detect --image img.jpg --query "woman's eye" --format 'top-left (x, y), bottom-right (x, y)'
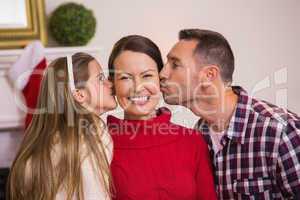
top-left (172, 63), bottom-right (179, 69)
top-left (143, 74), bottom-right (153, 78)
top-left (120, 76), bottom-right (129, 80)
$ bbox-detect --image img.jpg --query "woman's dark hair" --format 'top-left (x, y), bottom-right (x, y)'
top-left (108, 35), bottom-right (163, 78)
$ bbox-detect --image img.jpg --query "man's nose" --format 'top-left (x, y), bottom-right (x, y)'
top-left (159, 64), bottom-right (169, 82)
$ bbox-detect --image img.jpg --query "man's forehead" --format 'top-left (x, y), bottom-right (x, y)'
top-left (168, 40), bottom-right (198, 58)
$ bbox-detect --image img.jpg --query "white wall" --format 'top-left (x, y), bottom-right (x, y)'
top-left (46, 0), bottom-right (300, 127)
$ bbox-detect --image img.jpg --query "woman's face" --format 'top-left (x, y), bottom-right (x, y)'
top-left (84, 59), bottom-right (117, 115)
top-left (113, 51), bottom-right (161, 120)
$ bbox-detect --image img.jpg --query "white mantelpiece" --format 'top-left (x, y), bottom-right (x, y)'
top-left (0, 46), bottom-right (102, 168)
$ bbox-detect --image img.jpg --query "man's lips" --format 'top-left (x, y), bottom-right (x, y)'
top-left (160, 86), bottom-right (169, 93)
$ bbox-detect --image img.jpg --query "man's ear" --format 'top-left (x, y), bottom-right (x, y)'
top-left (72, 89), bottom-right (87, 104)
top-left (201, 65), bottom-right (220, 82)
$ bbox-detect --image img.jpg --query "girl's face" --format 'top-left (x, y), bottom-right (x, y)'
top-left (113, 51), bottom-right (161, 120)
top-left (82, 60), bottom-right (117, 115)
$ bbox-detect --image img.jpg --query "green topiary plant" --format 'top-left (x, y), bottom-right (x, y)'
top-left (49, 3), bottom-right (96, 46)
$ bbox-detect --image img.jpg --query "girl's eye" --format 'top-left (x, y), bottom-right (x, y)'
top-left (99, 75), bottom-right (106, 81)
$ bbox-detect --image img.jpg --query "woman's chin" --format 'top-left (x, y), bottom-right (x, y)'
top-left (124, 106), bottom-right (156, 120)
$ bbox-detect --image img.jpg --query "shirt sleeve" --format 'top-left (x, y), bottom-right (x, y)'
top-left (195, 134), bottom-right (218, 200)
top-left (276, 119), bottom-right (300, 199)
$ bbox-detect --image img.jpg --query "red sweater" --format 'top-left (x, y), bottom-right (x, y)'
top-left (107, 107), bottom-right (217, 200)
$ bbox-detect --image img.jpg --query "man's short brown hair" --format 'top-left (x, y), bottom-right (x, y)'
top-left (179, 29), bottom-right (234, 84)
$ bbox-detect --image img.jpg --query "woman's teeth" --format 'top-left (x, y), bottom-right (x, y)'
top-left (129, 96), bottom-right (150, 103)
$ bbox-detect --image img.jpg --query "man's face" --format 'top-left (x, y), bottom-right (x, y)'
top-left (160, 40), bottom-right (200, 106)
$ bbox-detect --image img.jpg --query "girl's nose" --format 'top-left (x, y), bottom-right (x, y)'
top-left (105, 79), bottom-right (113, 88)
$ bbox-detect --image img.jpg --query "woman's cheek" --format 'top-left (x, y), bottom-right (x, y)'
top-left (145, 80), bottom-right (160, 95)
top-left (116, 80), bottom-right (131, 96)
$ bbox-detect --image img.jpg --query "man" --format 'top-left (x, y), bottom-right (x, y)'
top-left (160, 29), bottom-right (300, 199)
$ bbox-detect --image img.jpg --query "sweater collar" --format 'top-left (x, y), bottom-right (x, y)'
top-left (107, 107), bottom-right (180, 149)
top-left (107, 107), bottom-right (171, 126)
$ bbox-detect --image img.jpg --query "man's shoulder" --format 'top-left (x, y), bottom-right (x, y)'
top-left (248, 96), bottom-right (300, 127)
top-left (233, 86), bottom-right (299, 126)
top-left (245, 96), bottom-right (300, 145)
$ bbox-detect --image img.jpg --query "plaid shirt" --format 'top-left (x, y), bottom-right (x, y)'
top-left (195, 86), bottom-right (300, 200)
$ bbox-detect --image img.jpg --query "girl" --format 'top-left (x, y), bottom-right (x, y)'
top-left (7, 52), bottom-right (117, 200)
top-left (107, 35), bottom-right (217, 200)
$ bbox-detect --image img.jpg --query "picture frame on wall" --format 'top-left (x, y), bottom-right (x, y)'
top-left (0, 0), bottom-right (47, 49)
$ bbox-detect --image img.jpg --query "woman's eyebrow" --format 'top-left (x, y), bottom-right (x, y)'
top-left (116, 72), bottom-right (133, 76)
top-left (141, 69), bottom-right (156, 74)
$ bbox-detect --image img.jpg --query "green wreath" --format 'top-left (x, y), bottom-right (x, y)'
top-left (49, 3), bottom-right (96, 46)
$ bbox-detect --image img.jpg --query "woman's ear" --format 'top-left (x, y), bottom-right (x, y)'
top-left (72, 89), bottom-right (87, 104)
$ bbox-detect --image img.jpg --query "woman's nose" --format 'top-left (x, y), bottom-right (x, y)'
top-left (133, 78), bottom-right (144, 93)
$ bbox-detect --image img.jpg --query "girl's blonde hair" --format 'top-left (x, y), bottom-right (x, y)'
top-left (7, 52), bottom-right (112, 200)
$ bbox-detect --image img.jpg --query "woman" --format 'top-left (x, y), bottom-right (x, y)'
top-left (107, 35), bottom-right (217, 199)
top-left (7, 53), bottom-right (117, 200)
